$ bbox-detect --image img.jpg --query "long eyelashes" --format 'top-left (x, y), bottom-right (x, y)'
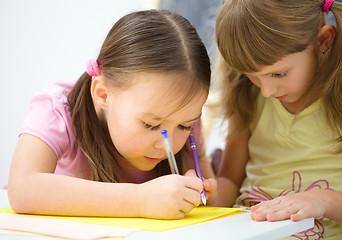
top-left (142, 122), bottom-right (193, 131)
top-left (143, 122), bottom-right (161, 131)
top-left (272, 71), bottom-right (287, 78)
top-left (178, 125), bottom-right (193, 131)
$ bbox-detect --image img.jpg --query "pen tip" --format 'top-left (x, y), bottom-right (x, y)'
top-left (202, 196), bottom-right (207, 206)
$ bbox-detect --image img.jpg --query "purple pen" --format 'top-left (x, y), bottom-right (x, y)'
top-left (189, 134), bottom-right (207, 206)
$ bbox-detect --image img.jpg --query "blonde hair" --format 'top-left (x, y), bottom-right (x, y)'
top-left (215, 0), bottom-right (342, 149)
top-left (68, 10), bottom-right (211, 182)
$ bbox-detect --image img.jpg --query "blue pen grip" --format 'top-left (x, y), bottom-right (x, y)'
top-left (161, 130), bottom-right (179, 175)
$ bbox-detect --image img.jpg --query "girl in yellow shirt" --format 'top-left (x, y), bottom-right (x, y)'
top-left (214, 0), bottom-right (342, 239)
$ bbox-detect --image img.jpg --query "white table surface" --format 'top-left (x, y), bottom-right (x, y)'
top-left (0, 189), bottom-right (314, 240)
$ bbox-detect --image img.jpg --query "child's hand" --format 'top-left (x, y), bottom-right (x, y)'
top-left (184, 169), bottom-right (217, 205)
top-left (250, 189), bottom-right (329, 222)
top-left (138, 173), bottom-right (203, 219)
top-left (202, 177), bottom-right (217, 203)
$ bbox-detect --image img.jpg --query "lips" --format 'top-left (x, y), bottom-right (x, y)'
top-left (275, 94), bottom-right (288, 100)
top-left (144, 156), bottom-right (164, 164)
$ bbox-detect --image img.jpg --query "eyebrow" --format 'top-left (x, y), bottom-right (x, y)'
top-left (141, 113), bottom-right (202, 123)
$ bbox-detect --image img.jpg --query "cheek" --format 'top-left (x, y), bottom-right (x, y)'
top-left (107, 117), bottom-right (156, 159)
top-left (288, 71), bottom-right (313, 92)
top-left (172, 131), bottom-right (190, 154)
top-left (114, 137), bottom-right (147, 157)
top-left (110, 128), bottom-right (151, 159)
top-left (105, 111), bottom-right (144, 156)
top-left (289, 58), bottom-right (316, 91)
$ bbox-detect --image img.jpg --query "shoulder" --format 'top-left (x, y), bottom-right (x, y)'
top-left (20, 81), bottom-right (77, 158)
top-left (25, 81), bottom-right (75, 128)
top-left (35, 81), bottom-right (75, 103)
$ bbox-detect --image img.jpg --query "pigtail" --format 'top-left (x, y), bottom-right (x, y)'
top-left (68, 73), bottom-right (121, 182)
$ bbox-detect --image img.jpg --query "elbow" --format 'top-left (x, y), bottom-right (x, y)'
top-left (7, 181), bottom-right (32, 214)
top-left (8, 198), bottom-right (28, 214)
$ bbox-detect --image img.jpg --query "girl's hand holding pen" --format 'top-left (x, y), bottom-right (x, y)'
top-left (138, 173), bottom-right (203, 219)
top-left (201, 176), bottom-right (217, 205)
top-left (185, 169), bottom-right (217, 205)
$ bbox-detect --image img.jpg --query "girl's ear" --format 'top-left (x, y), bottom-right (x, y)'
top-left (318, 24), bottom-right (336, 53)
top-left (91, 77), bottom-right (109, 110)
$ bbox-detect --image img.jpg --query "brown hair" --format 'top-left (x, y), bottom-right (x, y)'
top-left (68, 10), bottom-right (211, 182)
top-left (215, 0), bottom-right (342, 148)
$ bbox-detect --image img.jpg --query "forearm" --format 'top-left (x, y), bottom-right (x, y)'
top-left (200, 156), bottom-right (215, 179)
top-left (212, 120), bottom-right (249, 207)
top-left (8, 173), bottom-right (142, 217)
top-left (211, 177), bottom-right (240, 207)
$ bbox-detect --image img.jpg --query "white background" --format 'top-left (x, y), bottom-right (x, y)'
top-left (0, 0), bottom-right (143, 187)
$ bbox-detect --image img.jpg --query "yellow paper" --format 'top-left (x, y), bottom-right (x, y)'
top-left (0, 206), bottom-right (243, 232)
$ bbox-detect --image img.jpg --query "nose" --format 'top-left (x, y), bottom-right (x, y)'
top-left (154, 135), bottom-right (165, 151)
top-left (259, 80), bottom-right (277, 98)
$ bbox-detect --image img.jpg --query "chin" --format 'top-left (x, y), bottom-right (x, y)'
top-left (136, 164), bottom-right (157, 172)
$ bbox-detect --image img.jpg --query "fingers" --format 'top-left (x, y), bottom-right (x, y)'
top-left (184, 170), bottom-right (218, 202)
top-left (201, 178), bottom-right (217, 205)
top-left (251, 207), bottom-right (305, 222)
top-left (250, 198), bottom-right (309, 222)
top-left (156, 174), bottom-right (211, 218)
top-left (165, 174), bottom-right (202, 210)
top-left (182, 176), bottom-right (202, 208)
top-left (170, 176), bottom-right (201, 217)
top-left (250, 198), bottom-right (286, 221)
top-left (203, 178), bottom-right (217, 193)
top-left (183, 187), bottom-right (201, 207)
top-left (184, 169), bottom-right (197, 177)
top-left (180, 197), bottom-right (199, 214)
top-left (291, 209), bottom-right (307, 222)
top-left (249, 190), bottom-right (329, 222)
top-left (183, 174), bottom-right (203, 192)
top-left (142, 175), bottom-right (201, 219)
top-left (173, 211), bottom-right (186, 219)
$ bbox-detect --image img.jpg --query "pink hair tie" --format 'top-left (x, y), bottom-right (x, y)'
top-left (86, 59), bottom-right (101, 77)
top-left (323, 0), bottom-right (334, 12)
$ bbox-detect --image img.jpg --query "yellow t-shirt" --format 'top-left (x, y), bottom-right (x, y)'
top-left (236, 94), bottom-right (342, 239)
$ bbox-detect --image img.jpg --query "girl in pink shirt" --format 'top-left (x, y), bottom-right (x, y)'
top-left (7, 9), bottom-right (216, 219)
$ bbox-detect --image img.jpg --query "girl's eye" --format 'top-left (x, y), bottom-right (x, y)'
top-left (272, 71), bottom-right (287, 78)
top-left (143, 122), bottom-right (161, 131)
top-left (142, 122), bottom-right (193, 131)
top-left (178, 125), bottom-right (193, 131)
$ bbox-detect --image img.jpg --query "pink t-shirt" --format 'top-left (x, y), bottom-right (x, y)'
top-left (19, 81), bottom-right (204, 182)
top-left (20, 81), bottom-right (92, 180)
